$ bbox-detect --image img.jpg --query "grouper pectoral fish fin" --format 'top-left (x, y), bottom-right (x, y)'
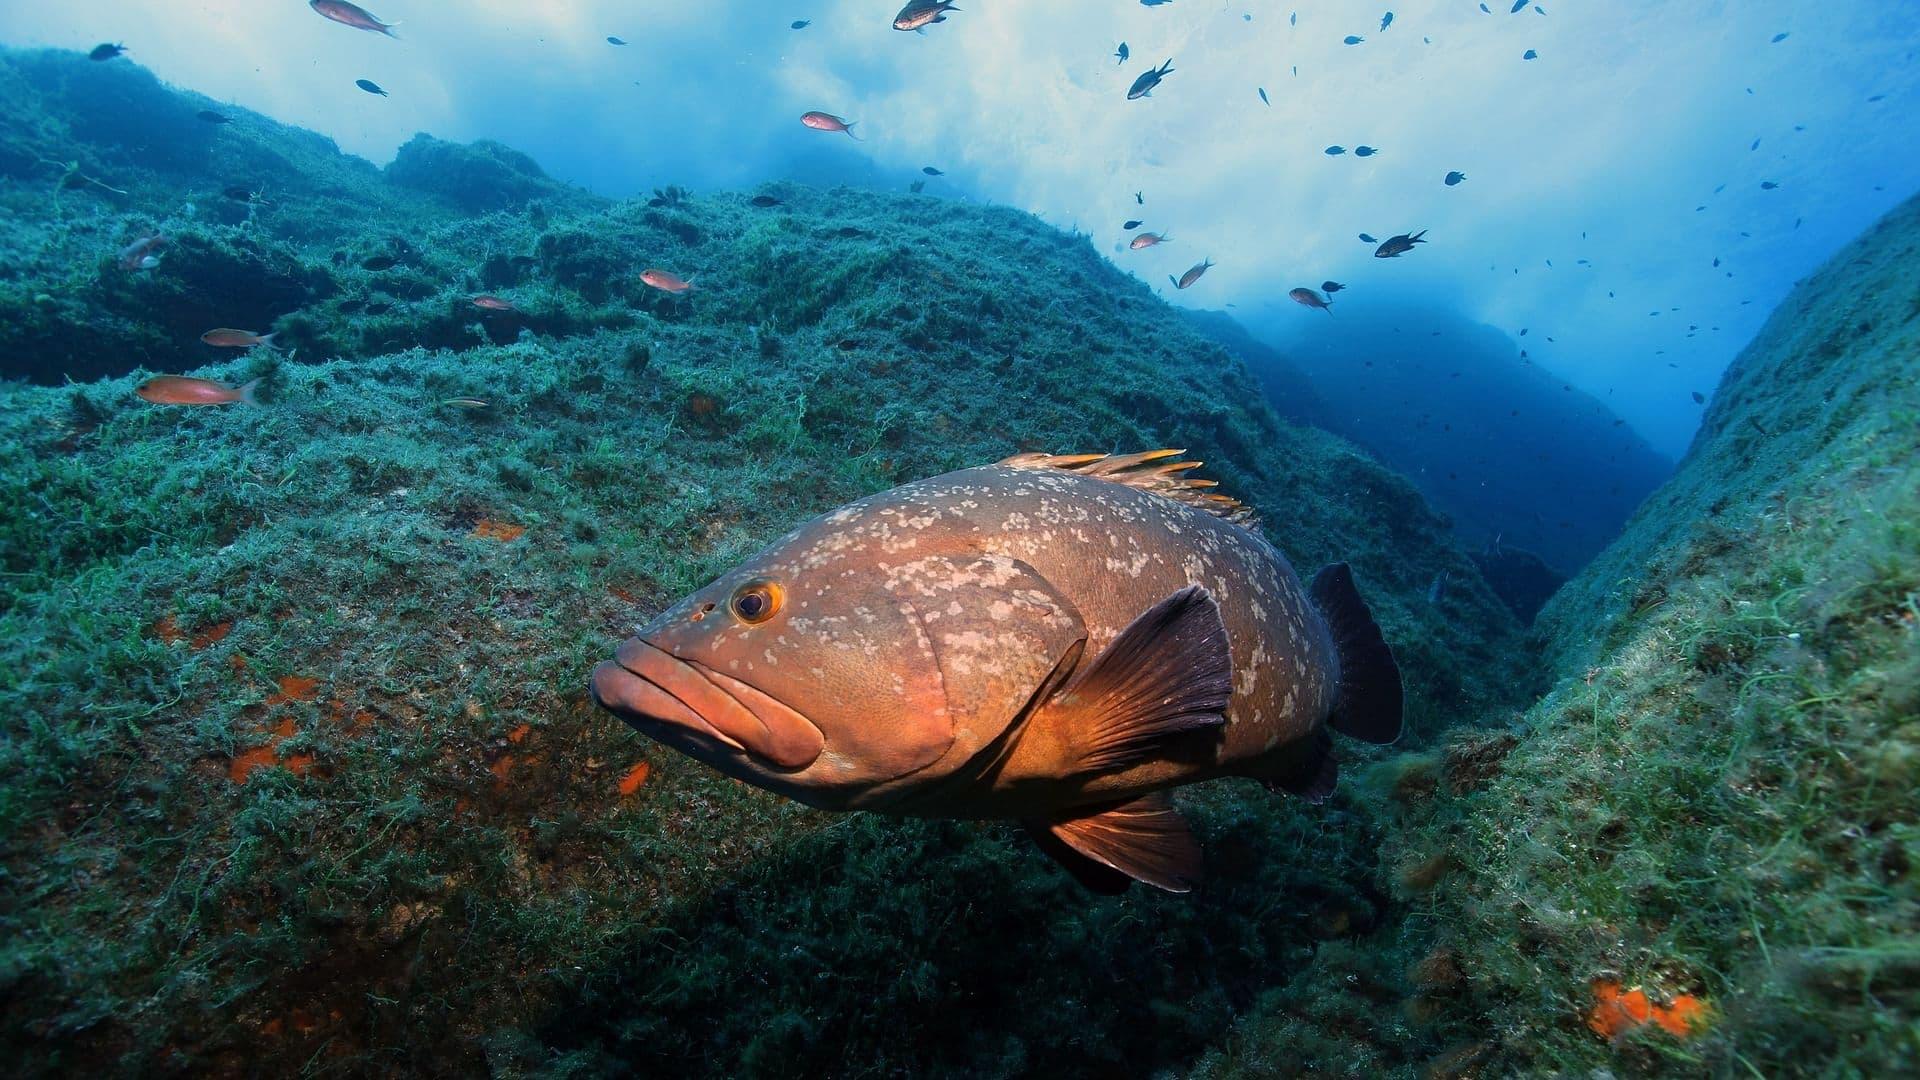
top-left (1026, 790), bottom-right (1201, 893)
top-left (1035, 584), bottom-right (1232, 774)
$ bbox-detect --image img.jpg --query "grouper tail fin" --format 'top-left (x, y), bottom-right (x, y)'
top-left (1310, 563), bottom-right (1403, 745)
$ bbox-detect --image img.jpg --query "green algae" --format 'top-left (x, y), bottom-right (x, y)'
top-left (0, 49), bottom-right (1530, 1075)
top-left (1199, 193), bottom-right (1920, 1077)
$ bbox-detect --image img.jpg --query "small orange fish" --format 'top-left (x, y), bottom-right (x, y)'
top-left (640, 269), bottom-right (695, 294)
top-left (137, 376), bottom-right (262, 407)
top-left (118, 234), bottom-right (167, 271)
top-left (1171, 258), bottom-right (1214, 290)
top-left (310, 0), bottom-right (398, 37)
top-left (1129, 232), bottom-right (1169, 251)
top-left (471, 295), bottom-right (517, 311)
top-left (801, 111), bottom-right (860, 139)
top-left (200, 328), bottom-right (277, 348)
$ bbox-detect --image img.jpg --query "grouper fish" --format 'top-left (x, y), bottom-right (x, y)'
top-left (590, 451), bottom-right (1402, 893)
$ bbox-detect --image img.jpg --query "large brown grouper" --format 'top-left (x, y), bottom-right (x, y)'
top-left (591, 451), bottom-right (1402, 893)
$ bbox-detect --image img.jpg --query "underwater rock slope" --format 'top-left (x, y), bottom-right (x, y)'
top-left (1204, 190), bottom-right (1918, 1074)
top-left (0, 51), bottom-right (1530, 1075)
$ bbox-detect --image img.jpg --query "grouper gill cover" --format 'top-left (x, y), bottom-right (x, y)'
top-left (1, 2), bottom-right (1916, 1077)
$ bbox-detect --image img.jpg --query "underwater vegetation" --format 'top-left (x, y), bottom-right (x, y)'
top-left (1, 42), bottom-right (1914, 1077)
top-left (1199, 189), bottom-right (1920, 1076)
top-left (0, 49), bottom-right (1530, 1075)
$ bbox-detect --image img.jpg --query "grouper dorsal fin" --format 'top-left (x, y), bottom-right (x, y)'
top-left (1035, 584), bottom-right (1232, 773)
top-left (1026, 790), bottom-right (1202, 893)
top-left (996, 449), bottom-right (1261, 531)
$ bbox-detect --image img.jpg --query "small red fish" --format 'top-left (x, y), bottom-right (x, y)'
top-left (200, 328), bottom-right (277, 348)
top-left (1288, 287), bottom-right (1333, 314)
top-left (640, 269), bottom-right (694, 294)
top-left (310, 0), bottom-right (398, 36)
top-left (472, 295), bottom-right (518, 311)
top-left (1128, 232), bottom-right (1169, 251)
top-left (1171, 258), bottom-right (1214, 290)
top-left (137, 376), bottom-right (262, 407)
top-left (801, 111), bottom-right (860, 139)
top-left (118, 234), bottom-right (167, 271)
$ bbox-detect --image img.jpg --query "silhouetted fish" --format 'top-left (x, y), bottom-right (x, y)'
top-left (1321, 281), bottom-right (1344, 293)
top-left (1374, 230), bottom-right (1427, 258)
top-left (1358, 233), bottom-right (1378, 243)
top-left (791, 20), bottom-right (810, 29)
top-left (1522, 49), bottom-right (1538, 60)
top-left (90, 43), bottom-right (127, 61)
top-left (1116, 42), bottom-right (1129, 64)
top-left (750, 195), bottom-right (782, 207)
top-left (1691, 391), bottom-right (1705, 404)
top-left (1259, 87), bottom-right (1269, 106)
top-left (356, 79), bottom-right (388, 96)
top-left (1354, 145), bottom-right (1377, 157)
top-left (1123, 220), bottom-right (1143, 230)
top-left (1128, 58), bottom-right (1174, 99)
top-left (607, 36), bottom-right (627, 46)
top-left (1381, 12), bottom-right (1394, 31)
top-left (1344, 35), bottom-right (1365, 45)
top-left (923, 166), bottom-right (944, 176)
top-left (1325, 146), bottom-right (1346, 156)
top-left (1445, 171), bottom-right (1466, 186)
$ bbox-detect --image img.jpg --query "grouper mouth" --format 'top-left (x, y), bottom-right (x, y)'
top-left (590, 638), bottom-right (826, 770)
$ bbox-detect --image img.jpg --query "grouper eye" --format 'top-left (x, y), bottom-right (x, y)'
top-left (730, 579), bottom-right (783, 624)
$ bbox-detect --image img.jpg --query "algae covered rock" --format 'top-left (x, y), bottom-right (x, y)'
top-left (1352, 190), bottom-right (1920, 1076)
top-left (0, 48), bottom-right (1538, 1078)
top-left (386, 133), bottom-right (590, 213)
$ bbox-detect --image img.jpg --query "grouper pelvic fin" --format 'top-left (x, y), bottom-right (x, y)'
top-left (1309, 563), bottom-right (1404, 745)
top-left (1026, 790), bottom-right (1202, 893)
top-left (1036, 584), bottom-right (1232, 773)
top-left (997, 450), bottom-right (1260, 530)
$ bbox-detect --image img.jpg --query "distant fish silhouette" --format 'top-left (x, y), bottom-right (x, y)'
top-left (1325, 145), bottom-right (1346, 156)
top-left (750, 195), bottom-right (782, 207)
top-left (1354, 145), bottom-right (1377, 157)
top-left (1258, 87), bottom-right (1269, 106)
top-left (1509, 0), bottom-right (1526, 11)
top-left (1321, 281), bottom-right (1345, 293)
top-left (1691, 391), bottom-right (1705, 404)
top-left (1522, 49), bottom-right (1538, 60)
top-left (1115, 42), bottom-right (1129, 64)
top-left (1444, 170), bottom-right (1467, 186)
top-left (1135, 191), bottom-right (1145, 205)
top-left (607, 36), bottom-right (627, 46)
top-left (791, 20), bottom-right (810, 29)
top-left (89, 43), bottom-right (127, 61)
top-left (1374, 230), bottom-right (1427, 258)
top-left (1128, 58), bottom-right (1174, 99)
top-left (1770, 32), bottom-right (1788, 43)
top-left (1381, 12), bottom-right (1394, 31)
top-left (1344, 35), bottom-right (1365, 45)
top-left (356, 79), bottom-right (388, 96)
top-left (1123, 220), bottom-right (1143, 230)
top-left (1358, 233), bottom-right (1378, 243)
